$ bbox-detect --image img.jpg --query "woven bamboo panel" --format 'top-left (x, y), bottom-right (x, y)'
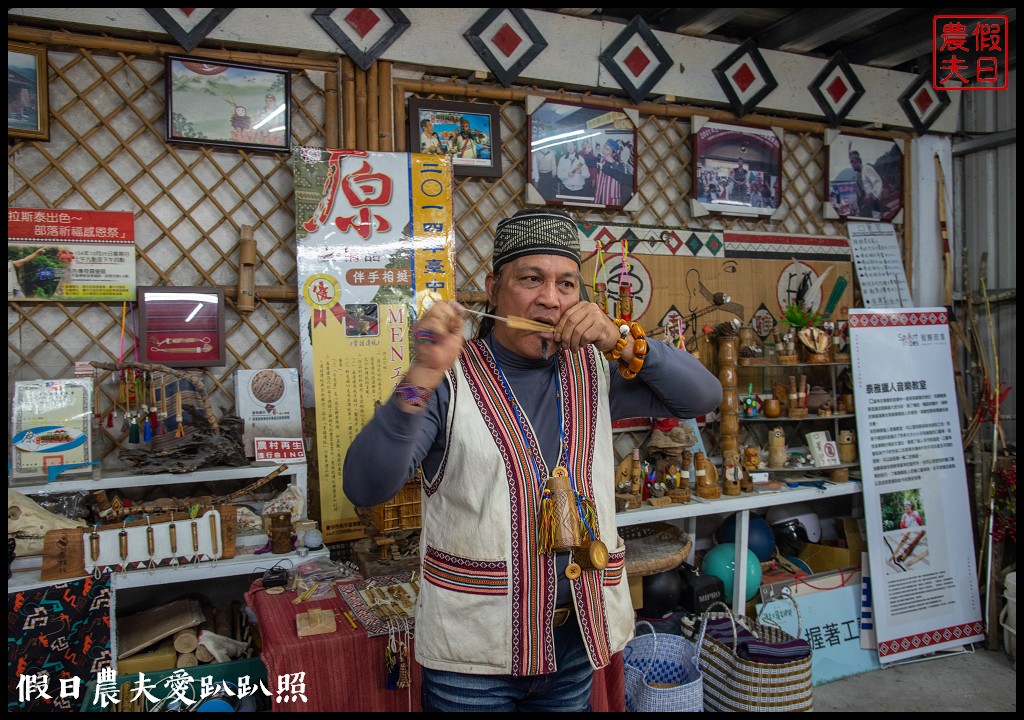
top-left (8, 44), bottom-right (328, 465)
top-left (8, 32), bottom-right (907, 480)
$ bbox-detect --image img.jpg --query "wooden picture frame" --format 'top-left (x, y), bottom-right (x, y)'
top-left (165, 54), bottom-right (291, 153)
top-left (691, 117), bottom-right (783, 219)
top-left (8, 41), bottom-right (49, 141)
top-left (138, 286), bottom-right (226, 367)
top-left (526, 97), bottom-right (638, 211)
top-left (407, 97), bottom-right (501, 178)
top-left (825, 130), bottom-right (904, 223)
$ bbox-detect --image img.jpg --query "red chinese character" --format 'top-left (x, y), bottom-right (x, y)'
top-left (939, 21), bottom-right (968, 51)
top-left (973, 22), bottom-right (1002, 51)
top-left (975, 57), bottom-right (1000, 83)
top-left (939, 55), bottom-right (970, 85)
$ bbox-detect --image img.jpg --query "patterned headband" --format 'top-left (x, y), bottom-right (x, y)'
top-left (492, 211), bottom-right (581, 273)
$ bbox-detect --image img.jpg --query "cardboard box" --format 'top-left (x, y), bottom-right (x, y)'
top-left (115, 639), bottom-right (177, 676)
top-left (234, 368), bottom-right (305, 462)
top-left (799, 542), bottom-right (860, 574)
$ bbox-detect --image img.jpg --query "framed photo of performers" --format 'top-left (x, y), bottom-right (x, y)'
top-left (138, 286), bottom-right (226, 367)
top-left (691, 117), bottom-right (783, 219)
top-left (825, 130), bottom-right (904, 223)
top-left (407, 97), bottom-right (502, 178)
top-left (525, 96), bottom-right (638, 211)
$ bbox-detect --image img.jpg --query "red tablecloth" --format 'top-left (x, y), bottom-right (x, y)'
top-left (246, 580), bottom-right (625, 712)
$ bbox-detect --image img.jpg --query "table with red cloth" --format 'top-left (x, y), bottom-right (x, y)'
top-left (245, 580), bottom-right (625, 712)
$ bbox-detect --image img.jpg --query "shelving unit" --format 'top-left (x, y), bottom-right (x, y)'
top-left (8, 462), bottom-right (314, 670)
top-left (615, 479), bottom-right (863, 608)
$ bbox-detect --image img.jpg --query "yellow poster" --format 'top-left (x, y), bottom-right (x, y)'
top-left (293, 149), bottom-right (454, 542)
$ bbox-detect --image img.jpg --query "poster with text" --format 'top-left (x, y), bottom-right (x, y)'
top-left (849, 308), bottom-right (983, 662)
top-left (293, 148), bottom-right (454, 543)
top-left (8, 208), bottom-right (136, 301)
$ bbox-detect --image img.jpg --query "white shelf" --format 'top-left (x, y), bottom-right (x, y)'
top-left (7, 547), bottom-right (329, 593)
top-left (615, 479), bottom-right (863, 527)
top-left (9, 462), bottom-right (305, 495)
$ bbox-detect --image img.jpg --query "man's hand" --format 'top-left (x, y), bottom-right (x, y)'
top-left (404, 300), bottom-right (466, 390)
top-left (553, 301), bottom-right (621, 354)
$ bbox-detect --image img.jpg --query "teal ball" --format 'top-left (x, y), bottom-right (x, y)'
top-left (701, 542), bottom-right (762, 601)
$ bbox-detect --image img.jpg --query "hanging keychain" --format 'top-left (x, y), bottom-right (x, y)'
top-left (397, 616), bottom-right (411, 689)
top-left (385, 620), bottom-right (400, 690)
top-left (168, 512), bottom-right (179, 567)
top-left (118, 521), bottom-right (130, 578)
top-left (146, 516), bottom-right (156, 570)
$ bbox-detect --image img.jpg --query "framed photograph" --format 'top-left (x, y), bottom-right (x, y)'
top-left (8, 41), bottom-right (49, 141)
top-left (526, 97), bottom-right (638, 211)
top-left (407, 97), bottom-right (501, 178)
top-left (165, 54), bottom-right (291, 153)
top-left (138, 286), bottom-right (226, 367)
top-left (691, 117), bottom-right (783, 218)
top-left (825, 131), bottom-right (904, 222)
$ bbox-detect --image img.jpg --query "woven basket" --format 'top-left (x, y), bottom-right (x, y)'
top-left (691, 600), bottom-right (812, 712)
top-left (623, 620), bottom-right (704, 712)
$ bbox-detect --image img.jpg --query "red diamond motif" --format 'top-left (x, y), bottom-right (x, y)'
top-left (732, 63), bottom-right (756, 93)
top-left (913, 88), bottom-right (934, 115)
top-left (181, 9), bottom-right (196, 17)
top-left (624, 46), bottom-right (651, 78)
top-left (491, 23), bottom-right (523, 58)
top-left (346, 8), bottom-right (381, 38)
top-left (826, 76), bottom-right (849, 104)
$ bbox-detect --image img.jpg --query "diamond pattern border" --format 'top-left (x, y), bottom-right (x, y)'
top-left (897, 72), bottom-right (951, 135)
top-left (145, 9), bottom-right (234, 53)
top-left (312, 8), bottom-right (410, 72)
top-left (808, 52), bottom-right (865, 126)
top-left (464, 8), bottom-right (547, 88)
top-left (712, 39), bottom-right (778, 118)
top-left (599, 16), bottom-right (672, 104)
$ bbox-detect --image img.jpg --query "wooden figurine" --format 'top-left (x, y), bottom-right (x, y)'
top-left (694, 451), bottom-right (720, 499)
top-left (838, 429), bottom-right (857, 463)
top-left (721, 450), bottom-right (742, 496)
top-left (743, 446), bottom-right (761, 472)
top-left (666, 464), bottom-right (691, 504)
top-left (768, 426), bottom-right (788, 469)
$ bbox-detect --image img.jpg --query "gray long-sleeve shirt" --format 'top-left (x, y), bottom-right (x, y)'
top-left (343, 335), bottom-right (722, 507)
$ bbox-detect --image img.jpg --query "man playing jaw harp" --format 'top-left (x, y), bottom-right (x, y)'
top-left (344, 208), bottom-right (722, 711)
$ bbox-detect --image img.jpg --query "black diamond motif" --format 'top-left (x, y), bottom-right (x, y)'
top-left (808, 53), bottom-right (865, 126)
top-left (464, 8), bottom-right (547, 88)
top-left (312, 8), bottom-right (410, 72)
top-left (712, 39), bottom-right (778, 118)
top-left (599, 16), bottom-right (672, 104)
top-left (146, 9), bottom-right (233, 53)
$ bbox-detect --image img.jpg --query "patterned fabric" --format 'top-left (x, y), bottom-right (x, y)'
top-left (8, 575), bottom-right (112, 712)
top-left (422, 548), bottom-right (507, 595)
top-left (492, 210), bottom-right (581, 272)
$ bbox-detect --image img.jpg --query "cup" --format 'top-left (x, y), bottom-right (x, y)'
top-left (763, 398), bottom-right (781, 418)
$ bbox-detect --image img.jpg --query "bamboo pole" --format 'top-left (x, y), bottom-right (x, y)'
top-left (378, 61), bottom-right (393, 151)
top-left (324, 71), bottom-right (340, 149)
top-left (393, 82), bottom-right (407, 152)
top-left (341, 57), bottom-right (356, 150)
top-left (355, 63), bottom-right (368, 150)
top-left (7, 25), bottom-right (336, 72)
top-left (367, 62), bottom-right (379, 151)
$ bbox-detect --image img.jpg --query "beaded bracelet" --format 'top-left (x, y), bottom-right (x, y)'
top-left (394, 381), bottom-right (434, 409)
top-left (603, 322), bottom-right (631, 361)
top-left (618, 321), bottom-right (648, 380)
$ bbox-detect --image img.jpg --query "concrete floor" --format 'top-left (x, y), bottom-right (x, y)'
top-left (812, 644), bottom-right (1016, 712)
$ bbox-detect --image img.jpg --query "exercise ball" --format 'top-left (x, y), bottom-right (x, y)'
top-left (701, 543), bottom-right (762, 601)
top-left (638, 568), bottom-right (682, 618)
top-left (716, 514), bottom-right (776, 562)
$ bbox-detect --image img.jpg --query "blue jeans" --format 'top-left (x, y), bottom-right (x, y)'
top-left (421, 620), bottom-right (594, 712)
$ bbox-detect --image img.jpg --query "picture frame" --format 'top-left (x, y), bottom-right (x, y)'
top-left (137, 286), bottom-right (226, 367)
top-left (690, 117), bottom-right (784, 219)
top-left (526, 97), bottom-right (638, 211)
top-left (8, 41), bottom-right (49, 141)
top-left (407, 97), bottom-right (502, 178)
top-left (165, 54), bottom-right (291, 153)
top-left (824, 130), bottom-right (904, 223)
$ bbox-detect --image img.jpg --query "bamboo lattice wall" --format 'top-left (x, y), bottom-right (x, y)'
top-left (7, 27), bottom-right (909, 514)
